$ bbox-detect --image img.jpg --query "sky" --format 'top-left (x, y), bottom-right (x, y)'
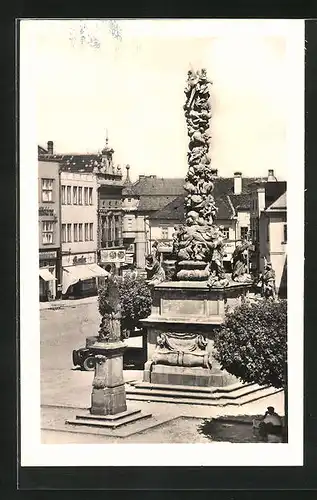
top-left (21, 19), bottom-right (296, 181)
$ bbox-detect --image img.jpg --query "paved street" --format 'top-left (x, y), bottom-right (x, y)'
top-left (40, 297), bottom-right (143, 407)
top-left (40, 297), bottom-right (284, 443)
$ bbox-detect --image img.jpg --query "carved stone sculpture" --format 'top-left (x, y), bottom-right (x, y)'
top-left (173, 68), bottom-right (229, 286)
top-left (261, 262), bottom-right (277, 300)
top-left (145, 254), bottom-right (166, 286)
top-left (231, 240), bottom-right (253, 283)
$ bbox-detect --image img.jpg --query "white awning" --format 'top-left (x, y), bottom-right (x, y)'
top-left (88, 264), bottom-right (110, 277)
top-left (62, 264), bottom-right (110, 294)
top-left (39, 268), bottom-right (56, 282)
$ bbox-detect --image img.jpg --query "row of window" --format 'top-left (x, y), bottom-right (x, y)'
top-left (158, 226), bottom-right (248, 241)
top-left (62, 186), bottom-right (93, 205)
top-left (62, 223), bottom-right (94, 243)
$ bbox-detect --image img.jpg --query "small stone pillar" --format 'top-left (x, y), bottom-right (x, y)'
top-left (66, 275), bottom-right (152, 430)
top-left (90, 343), bottom-right (127, 415)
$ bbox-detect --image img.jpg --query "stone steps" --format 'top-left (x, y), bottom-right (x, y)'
top-left (66, 409), bottom-right (152, 429)
top-left (125, 383), bottom-right (280, 407)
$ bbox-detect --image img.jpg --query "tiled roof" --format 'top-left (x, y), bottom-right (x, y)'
top-left (229, 193), bottom-right (252, 210)
top-left (138, 195), bottom-right (181, 212)
top-left (146, 176), bottom-right (261, 220)
top-left (149, 195), bottom-right (185, 220)
top-left (123, 176), bottom-right (185, 197)
top-left (60, 154), bottom-right (101, 173)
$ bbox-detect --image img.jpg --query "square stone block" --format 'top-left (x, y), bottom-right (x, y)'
top-left (91, 384), bottom-right (127, 416)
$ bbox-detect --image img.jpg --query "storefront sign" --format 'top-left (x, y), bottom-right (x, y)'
top-left (62, 252), bottom-right (96, 267)
top-left (39, 206), bottom-right (56, 217)
top-left (125, 254), bottom-right (134, 264)
top-left (39, 251), bottom-right (57, 260)
top-left (100, 249), bottom-right (126, 263)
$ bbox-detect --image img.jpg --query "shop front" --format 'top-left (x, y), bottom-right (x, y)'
top-left (62, 252), bottom-right (110, 298)
top-left (39, 250), bottom-right (58, 301)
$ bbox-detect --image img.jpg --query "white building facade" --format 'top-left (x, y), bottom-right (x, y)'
top-left (60, 171), bottom-right (108, 297)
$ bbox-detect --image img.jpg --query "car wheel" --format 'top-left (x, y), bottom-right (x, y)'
top-left (72, 350), bottom-right (80, 366)
top-left (82, 356), bottom-right (96, 371)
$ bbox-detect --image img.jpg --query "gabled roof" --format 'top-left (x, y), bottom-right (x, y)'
top-left (266, 191), bottom-right (287, 211)
top-left (264, 182), bottom-right (287, 209)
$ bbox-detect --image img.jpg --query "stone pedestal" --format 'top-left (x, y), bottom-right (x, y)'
top-left (90, 342), bottom-right (127, 415)
top-left (66, 340), bottom-right (152, 429)
top-left (141, 280), bottom-right (252, 388)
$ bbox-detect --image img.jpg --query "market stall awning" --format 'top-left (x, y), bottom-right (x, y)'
top-left (62, 264), bottom-right (110, 294)
top-left (39, 268), bottom-right (56, 282)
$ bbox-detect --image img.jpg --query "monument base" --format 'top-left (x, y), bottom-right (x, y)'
top-left (66, 409), bottom-right (152, 430)
top-left (145, 364), bottom-right (236, 388)
top-left (141, 280), bottom-right (252, 389)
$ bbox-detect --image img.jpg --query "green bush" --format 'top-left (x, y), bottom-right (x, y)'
top-left (214, 299), bottom-right (287, 389)
top-left (98, 276), bottom-right (152, 332)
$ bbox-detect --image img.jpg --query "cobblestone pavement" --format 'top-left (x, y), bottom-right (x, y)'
top-left (41, 299), bottom-right (284, 444)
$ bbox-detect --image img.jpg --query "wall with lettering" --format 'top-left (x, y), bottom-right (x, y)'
top-left (62, 252), bottom-right (96, 267)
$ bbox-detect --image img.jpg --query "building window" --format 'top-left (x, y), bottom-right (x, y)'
top-left (41, 179), bottom-right (54, 202)
top-left (283, 224), bottom-right (287, 243)
top-left (67, 186), bottom-right (71, 204)
top-left (73, 186), bottom-right (78, 205)
top-left (61, 224), bottom-right (66, 243)
top-left (127, 218), bottom-right (133, 230)
top-left (84, 187), bottom-right (88, 205)
top-left (89, 187), bottom-right (93, 205)
top-left (78, 187), bottom-right (83, 205)
top-left (73, 223), bottom-right (78, 242)
top-left (127, 198), bottom-right (131, 202)
top-left (67, 224), bottom-right (72, 242)
top-left (42, 221), bottom-right (54, 245)
top-left (89, 223), bottom-right (93, 241)
top-left (61, 185), bottom-right (66, 205)
top-left (222, 227), bottom-right (230, 239)
top-left (114, 215), bottom-right (121, 246)
top-left (78, 223), bottom-right (83, 241)
top-left (84, 223), bottom-right (89, 241)
top-left (161, 227), bottom-right (168, 240)
top-left (240, 226), bottom-right (249, 240)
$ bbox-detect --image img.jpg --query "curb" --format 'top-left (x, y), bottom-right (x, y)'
top-left (40, 296), bottom-right (98, 310)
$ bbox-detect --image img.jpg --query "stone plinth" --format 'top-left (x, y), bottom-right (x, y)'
top-left (141, 280), bottom-right (252, 388)
top-left (89, 342), bottom-right (127, 415)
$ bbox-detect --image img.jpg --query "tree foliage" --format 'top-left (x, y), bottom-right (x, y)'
top-left (98, 276), bottom-right (152, 331)
top-left (214, 299), bottom-right (287, 388)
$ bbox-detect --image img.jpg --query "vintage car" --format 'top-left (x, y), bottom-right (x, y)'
top-left (72, 328), bottom-right (146, 371)
top-left (72, 336), bottom-right (98, 371)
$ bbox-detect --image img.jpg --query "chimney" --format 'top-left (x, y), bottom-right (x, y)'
top-left (267, 169), bottom-right (277, 182)
top-left (47, 141), bottom-right (54, 155)
top-left (125, 164), bottom-right (131, 185)
top-left (234, 172), bottom-right (242, 195)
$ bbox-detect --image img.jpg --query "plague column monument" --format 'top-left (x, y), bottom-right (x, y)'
top-left (128, 69), bottom-right (254, 398)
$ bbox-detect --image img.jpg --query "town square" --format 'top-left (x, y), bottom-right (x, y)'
top-left (19, 20), bottom-right (304, 464)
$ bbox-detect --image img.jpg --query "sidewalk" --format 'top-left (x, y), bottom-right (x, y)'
top-left (40, 295), bottom-right (98, 310)
top-left (41, 367), bottom-right (284, 444)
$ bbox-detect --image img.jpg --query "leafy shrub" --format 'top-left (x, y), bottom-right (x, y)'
top-left (214, 299), bottom-right (287, 388)
top-left (98, 276), bottom-right (152, 332)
